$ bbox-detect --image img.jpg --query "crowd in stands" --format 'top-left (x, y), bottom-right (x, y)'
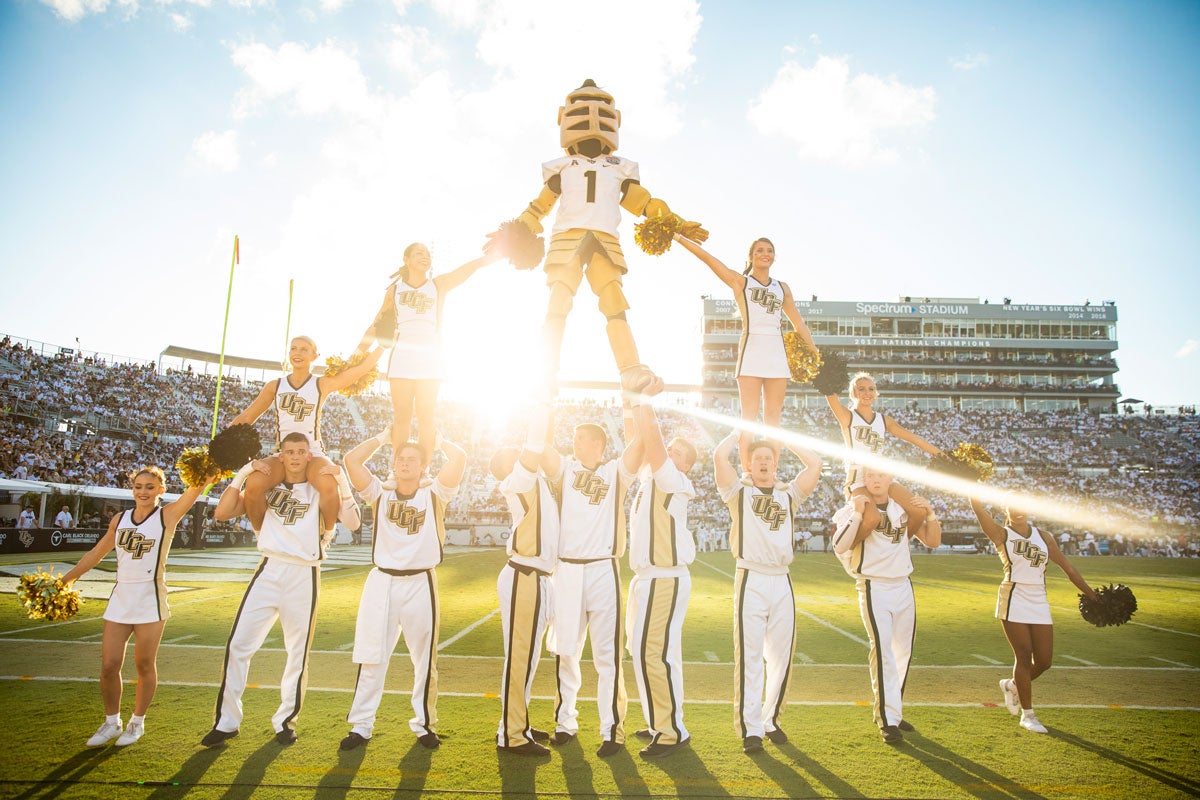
top-left (2, 336), bottom-right (1197, 556)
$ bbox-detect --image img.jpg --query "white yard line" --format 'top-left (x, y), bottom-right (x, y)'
top-left (162, 635), bottom-right (198, 644)
top-left (704, 651), bottom-right (719, 662)
top-left (972, 654), bottom-right (1004, 665)
top-left (1061, 654), bottom-right (1098, 666)
top-left (1, 638), bottom-right (1197, 670)
top-left (437, 608), bottom-right (499, 651)
top-left (1151, 656), bottom-right (1193, 668)
top-left (4, 674), bottom-right (1197, 712)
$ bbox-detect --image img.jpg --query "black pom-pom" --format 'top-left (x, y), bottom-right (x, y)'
top-left (811, 352), bottom-right (849, 397)
top-left (486, 220), bottom-right (546, 270)
top-left (208, 423), bottom-right (262, 471)
top-left (1079, 583), bottom-right (1137, 627)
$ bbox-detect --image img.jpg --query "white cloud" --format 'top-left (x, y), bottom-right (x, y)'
top-left (39, 0), bottom-right (135, 22)
top-left (747, 55), bottom-right (936, 166)
top-left (230, 40), bottom-right (378, 119)
top-left (809, 33), bottom-right (821, 46)
top-left (952, 52), bottom-right (989, 71)
top-left (320, 0), bottom-right (350, 11)
top-left (386, 25), bottom-right (448, 80)
top-left (1176, 340), bottom-right (1199, 359)
top-left (190, 129), bottom-right (240, 172)
top-left (169, 11), bottom-right (191, 29)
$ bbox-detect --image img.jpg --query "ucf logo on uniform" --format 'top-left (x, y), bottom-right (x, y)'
top-left (116, 527), bottom-right (155, 558)
top-left (386, 501), bottom-right (426, 535)
top-left (853, 426), bottom-right (885, 451)
top-left (748, 287), bottom-right (783, 314)
top-left (278, 393), bottom-right (316, 422)
top-left (750, 494), bottom-right (789, 531)
top-left (1013, 539), bottom-right (1047, 567)
top-left (267, 488), bottom-right (311, 525)
top-left (572, 471), bottom-right (609, 505)
top-left (875, 516), bottom-right (907, 544)
top-left (396, 290), bottom-right (435, 314)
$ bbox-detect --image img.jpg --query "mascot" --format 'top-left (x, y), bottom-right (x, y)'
top-left (492, 79), bottom-right (708, 393)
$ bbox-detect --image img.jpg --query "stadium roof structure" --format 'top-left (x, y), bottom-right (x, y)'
top-left (159, 345), bottom-right (284, 373)
top-left (0, 478), bottom-right (216, 505)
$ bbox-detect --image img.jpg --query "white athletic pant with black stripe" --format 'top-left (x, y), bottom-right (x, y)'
top-left (214, 558), bottom-right (319, 734)
top-left (347, 570), bottom-right (439, 737)
top-left (857, 577), bottom-right (914, 728)
top-left (496, 563), bottom-right (551, 748)
top-left (627, 569), bottom-right (690, 746)
top-left (734, 567), bottom-right (795, 739)
top-left (553, 559), bottom-right (627, 743)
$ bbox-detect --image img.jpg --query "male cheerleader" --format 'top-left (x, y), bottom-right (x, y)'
top-left (831, 468), bottom-right (941, 743)
top-left (338, 427), bottom-right (466, 751)
top-left (625, 400), bottom-right (698, 759)
top-left (230, 336), bottom-right (382, 536)
top-left (490, 401), bottom-right (559, 757)
top-left (714, 432), bottom-right (821, 754)
top-left (544, 416), bottom-right (637, 758)
top-left (203, 432), bottom-right (345, 746)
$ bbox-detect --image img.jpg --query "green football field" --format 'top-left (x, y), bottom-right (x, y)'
top-left (0, 547), bottom-right (1197, 799)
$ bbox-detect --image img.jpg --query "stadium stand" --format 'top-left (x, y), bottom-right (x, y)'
top-left (0, 335), bottom-right (1195, 554)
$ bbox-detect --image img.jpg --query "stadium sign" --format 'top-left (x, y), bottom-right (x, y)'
top-left (705, 298), bottom-right (1118, 322)
top-left (0, 527), bottom-right (104, 553)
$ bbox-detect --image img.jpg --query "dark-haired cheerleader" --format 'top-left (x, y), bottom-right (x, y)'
top-left (970, 497), bottom-right (1099, 733)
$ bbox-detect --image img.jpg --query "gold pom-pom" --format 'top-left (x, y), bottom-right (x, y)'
top-left (18, 569), bottom-right (82, 621)
top-left (634, 214), bottom-right (683, 256)
top-left (951, 442), bottom-right (995, 481)
top-left (783, 332), bottom-right (822, 383)
top-left (485, 219), bottom-right (545, 269)
top-left (929, 442), bottom-right (995, 482)
top-left (324, 353), bottom-right (379, 396)
top-left (176, 447), bottom-right (223, 488)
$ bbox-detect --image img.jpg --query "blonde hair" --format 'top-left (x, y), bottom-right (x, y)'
top-left (128, 466), bottom-right (166, 488)
top-left (668, 437), bottom-right (698, 470)
top-left (848, 372), bottom-right (875, 401)
top-left (293, 335), bottom-right (318, 353)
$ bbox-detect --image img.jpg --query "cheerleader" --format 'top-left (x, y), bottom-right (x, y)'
top-left (824, 372), bottom-right (941, 536)
top-left (355, 243), bottom-right (500, 461)
top-left (61, 465), bottom-right (215, 747)
top-left (970, 497), bottom-right (1099, 733)
top-left (231, 335), bottom-right (381, 535)
top-left (675, 234), bottom-right (817, 471)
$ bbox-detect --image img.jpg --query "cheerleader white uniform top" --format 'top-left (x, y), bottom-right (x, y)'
top-left (734, 275), bottom-right (789, 379)
top-left (274, 375), bottom-right (325, 458)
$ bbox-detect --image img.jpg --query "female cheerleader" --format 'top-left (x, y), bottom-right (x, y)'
top-left (824, 372), bottom-right (941, 533)
top-left (675, 234), bottom-right (817, 471)
top-left (970, 496), bottom-right (1099, 733)
top-left (355, 243), bottom-right (499, 461)
top-left (231, 335), bottom-right (382, 535)
top-left (62, 464), bottom-right (215, 747)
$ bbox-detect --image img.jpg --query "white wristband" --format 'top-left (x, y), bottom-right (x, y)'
top-left (231, 461), bottom-right (256, 490)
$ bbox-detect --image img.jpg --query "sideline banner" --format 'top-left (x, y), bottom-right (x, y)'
top-left (0, 528), bottom-right (105, 554)
top-left (0, 527), bottom-right (250, 553)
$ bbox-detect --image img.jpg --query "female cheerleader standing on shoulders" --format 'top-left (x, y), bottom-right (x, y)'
top-left (62, 464), bottom-right (216, 748)
top-left (970, 496), bottom-right (1099, 733)
top-left (674, 234), bottom-right (817, 471)
top-left (355, 242), bottom-right (500, 463)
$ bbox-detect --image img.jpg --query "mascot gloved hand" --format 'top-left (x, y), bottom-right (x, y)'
top-left (488, 79), bottom-right (707, 396)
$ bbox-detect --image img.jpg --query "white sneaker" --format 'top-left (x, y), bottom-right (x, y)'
top-left (86, 720), bottom-right (123, 747)
top-left (115, 720), bottom-right (144, 746)
top-left (1019, 712), bottom-right (1047, 734)
top-left (999, 679), bottom-right (1020, 715)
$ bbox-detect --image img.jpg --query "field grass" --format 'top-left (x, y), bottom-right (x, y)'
top-left (0, 547), bottom-right (1197, 799)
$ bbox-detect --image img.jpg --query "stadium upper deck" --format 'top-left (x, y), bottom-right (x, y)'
top-left (702, 296), bottom-right (1119, 413)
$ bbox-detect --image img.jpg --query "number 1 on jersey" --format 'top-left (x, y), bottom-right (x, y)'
top-left (584, 170), bottom-right (596, 203)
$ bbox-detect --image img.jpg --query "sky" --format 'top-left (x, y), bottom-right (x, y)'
top-left (1, 0), bottom-right (1197, 410)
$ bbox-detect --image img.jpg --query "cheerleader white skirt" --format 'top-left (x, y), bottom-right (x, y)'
top-left (736, 333), bottom-right (790, 379)
top-left (996, 581), bottom-right (1052, 625)
top-left (387, 333), bottom-right (445, 381)
top-left (104, 581), bottom-right (169, 625)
